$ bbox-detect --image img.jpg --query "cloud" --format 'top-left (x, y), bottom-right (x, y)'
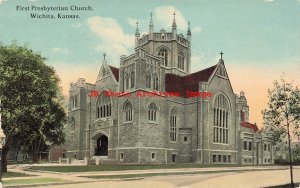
top-left (263, 0), bottom-right (274, 2)
top-left (95, 43), bottom-right (128, 65)
top-left (71, 23), bottom-right (82, 28)
top-left (153, 6), bottom-right (202, 35)
top-left (127, 17), bottom-right (138, 27)
top-left (87, 16), bottom-right (134, 46)
top-left (86, 8), bottom-right (200, 66)
top-left (52, 47), bottom-right (70, 55)
top-left (154, 6), bottom-right (188, 30)
top-left (127, 18), bottom-right (148, 36)
top-left (191, 53), bottom-right (205, 70)
top-left (192, 26), bottom-right (202, 33)
top-left (0, 0), bottom-right (7, 4)
top-left (87, 16), bottom-right (134, 65)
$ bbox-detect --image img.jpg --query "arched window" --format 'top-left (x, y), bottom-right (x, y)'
top-left (124, 101), bottom-right (133, 122)
top-left (153, 73), bottom-right (159, 90)
top-left (96, 91), bottom-right (111, 118)
top-left (170, 108), bottom-right (178, 142)
top-left (130, 71), bottom-right (135, 88)
top-left (146, 71), bottom-right (151, 88)
top-left (241, 110), bottom-right (245, 122)
top-left (74, 95), bottom-right (78, 107)
top-left (148, 103), bottom-right (158, 121)
top-left (70, 96), bottom-right (74, 108)
top-left (178, 51), bottom-right (184, 70)
top-left (70, 117), bottom-right (75, 131)
top-left (158, 48), bottom-right (168, 66)
top-left (124, 73), bottom-right (129, 90)
top-left (70, 95), bottom-right (78, 108)
top-left (213, 94), bottom-right (230, 144)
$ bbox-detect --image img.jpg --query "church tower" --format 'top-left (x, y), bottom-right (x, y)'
top-left (134, 12), bottom-right (192, 76)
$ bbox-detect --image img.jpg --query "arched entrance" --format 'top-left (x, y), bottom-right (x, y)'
top-left (95, 135), bottom-right (108, 156)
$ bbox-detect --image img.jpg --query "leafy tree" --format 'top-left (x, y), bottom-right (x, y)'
top-left (0, 43), bottom-right (66, 172)
top-left (262, 76), bottom-right (300, 188)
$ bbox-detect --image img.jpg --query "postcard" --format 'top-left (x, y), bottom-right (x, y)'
top-left (0, 0), bottom-right (299, 187)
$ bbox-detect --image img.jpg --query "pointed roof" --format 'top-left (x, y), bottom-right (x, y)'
top-left (96, 54), bottom-right (119, 83)
top-left (165, 65), bottom-right (217, 98)
top-left (109, 66), bottom-right (119, 82)
top-left (241, 122), bottom-right (259, 133)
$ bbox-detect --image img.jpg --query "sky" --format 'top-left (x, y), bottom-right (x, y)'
top-left (0, 0), bottom-right (299, 128)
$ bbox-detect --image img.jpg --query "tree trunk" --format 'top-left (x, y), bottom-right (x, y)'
top-left (1, 144), bottom-right (9, 173)
top-left (287, 122), bottom-right (294, 188)
top-left (32, 142), bottom-right (38, 163)
top-left (31, 139), bottom-right (42, 164)
top-left (33, 151), bottom-right (39, 163)
top-left (15, 150), bottom-right (18, 162)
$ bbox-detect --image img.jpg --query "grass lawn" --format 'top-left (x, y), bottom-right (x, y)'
top-left (3, 178), bottom-right (66, 185)
top-left (2, 171), bottom-right (33, 178)
top-left (80, 167), bottom-right (282, 180)
top-left (29, 163), bottom-right (270, 173)
top-left (81, 170), bottom-right (241, 179)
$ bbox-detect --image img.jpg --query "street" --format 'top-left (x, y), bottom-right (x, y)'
top-left (29, 166), bottom-right (300, 188)
top-left (6, 166), bottom-right (300, 188)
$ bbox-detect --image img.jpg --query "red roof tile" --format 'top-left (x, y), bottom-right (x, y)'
top-left (109, 66), bottom-right (119, 82)
top-left (241, 122), bottom-right (259, 133)
top-left (165, 65), bottom-right (217, 98)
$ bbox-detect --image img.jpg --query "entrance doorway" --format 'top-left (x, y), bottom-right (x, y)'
top-left (95, 135), bottom-right (108, 156)
top-left (172, 154), bottom-right (176, 163)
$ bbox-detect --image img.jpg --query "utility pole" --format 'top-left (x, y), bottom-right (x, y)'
top-left (0, 99), bottom-right (6, 183)
top-left (285, 102), bottom-right (294, 188)
top-left (88, 94), bottom-right (91, 158)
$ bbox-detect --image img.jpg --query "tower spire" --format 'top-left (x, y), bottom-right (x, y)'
top-left (172, 11), bottom-right (177, 28)
top-left (149, 11), bottom-right (154, 33)
top-left (135, 20), bottom-right (140, 37)
top-left (187, 21), bottom-right (191, 36)
top-left (103, 53), bottom-right (106, 61)
top-left (135, 21), bottom-right (140, 47)
top-left (172, 11), bottom-right (177, 38)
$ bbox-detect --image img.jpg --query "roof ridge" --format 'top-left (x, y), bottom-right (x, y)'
top-left (108, 66), bottom-right (119, 82)
top-left (108, 65), bottom-right (119, 69)
top-left (165, 64), bottom-right (217, 78)
top-left (241, 122), bottom-right (259, 133)
top-left (187, 64), bottom-right (218, 77)
top-left (165, 64), bottom-right (218, 98)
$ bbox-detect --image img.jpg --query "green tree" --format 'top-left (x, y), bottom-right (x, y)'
top-left (262, 76), bottom-right (300, 188)
top-left (0, 43), bottom-right (66, 172)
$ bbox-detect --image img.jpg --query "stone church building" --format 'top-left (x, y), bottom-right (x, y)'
top-left (66, 14), bottom-right (273, 165)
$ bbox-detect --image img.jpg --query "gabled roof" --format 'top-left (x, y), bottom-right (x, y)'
top-left (241, 122), bottom-right (259, 133)
top-left (165, 65), bottom-right (217, 97)
top-left (109, 66), bottom-right (119, 82)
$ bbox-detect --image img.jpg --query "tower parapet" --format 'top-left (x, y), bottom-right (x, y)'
top-left (132, 12), bottom-right (192, 76)
top-left (136, 32), bottom-right (189, 47)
